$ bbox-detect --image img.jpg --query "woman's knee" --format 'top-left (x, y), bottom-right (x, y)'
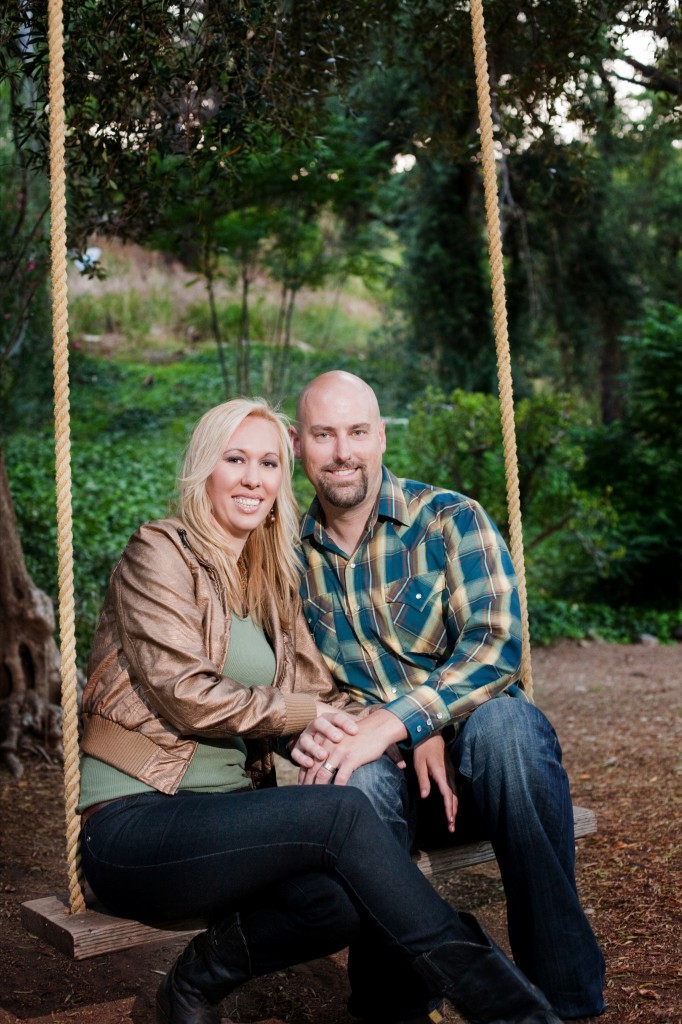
top-left (265, 872), bottom-right (360, 931)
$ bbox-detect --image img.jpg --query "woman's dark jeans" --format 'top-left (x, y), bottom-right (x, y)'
top-left (81, 783), bottom-right (477, 978)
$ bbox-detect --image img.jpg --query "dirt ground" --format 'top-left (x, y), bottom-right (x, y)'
top-left (1, 639), bottom-right (680, 1024)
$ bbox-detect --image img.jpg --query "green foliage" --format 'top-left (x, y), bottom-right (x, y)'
top-left (392, 386), bottom-right (618, 602)
top-left (504, 104), bottom-right (682, 419)
top-left (0, 81), bottom-right (53, 435)
top-left (580, 303), bottom-right (682, 605)
top-left (0, 1), bottom-right (384, 248)
top-left (387, 159), bottom-right (499, 394)
top-left (6, 428), bottom-right (179, 662)
top-left (390, 386), bottom-right (506, 517)
top-left (529, 599), bottom-right (682, 647)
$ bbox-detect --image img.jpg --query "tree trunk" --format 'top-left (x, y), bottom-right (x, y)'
top-left (0, 448), bottom-right (62, 778)
top-left (599, 319), bottom-right (625, 425)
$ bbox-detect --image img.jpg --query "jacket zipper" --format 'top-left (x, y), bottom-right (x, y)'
top-left (177, 527), bottom-right (228, 615)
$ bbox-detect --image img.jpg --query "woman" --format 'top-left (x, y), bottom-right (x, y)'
top-left (78, 397), bottom-right (561, 1024)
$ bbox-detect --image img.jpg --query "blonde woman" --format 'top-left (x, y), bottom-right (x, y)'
top-left (78, 398), bottom-right (561, 1024)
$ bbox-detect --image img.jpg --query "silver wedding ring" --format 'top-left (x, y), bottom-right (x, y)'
top-left (322, 760), bottom-right (338, 776)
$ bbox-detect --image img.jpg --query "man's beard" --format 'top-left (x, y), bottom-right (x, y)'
top-left (316, 463), bottom-right (369, 508)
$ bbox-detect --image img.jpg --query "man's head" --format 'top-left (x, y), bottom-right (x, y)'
top-left (293, 371), bottom-right (386, 514)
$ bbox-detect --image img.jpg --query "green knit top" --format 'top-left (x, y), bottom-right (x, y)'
top-left (77, 613), bottom-right (276, 812)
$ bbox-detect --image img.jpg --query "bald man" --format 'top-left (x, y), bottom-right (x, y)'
top-left (290, 371), bottom-right (605, 1024)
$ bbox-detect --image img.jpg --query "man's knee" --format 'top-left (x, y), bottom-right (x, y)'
top-left (455, 697), bottom-right (562, 779)
top-left (348, 755), bottom-right (404, 802)
top-left (347, 755), bottom-right (413, 847)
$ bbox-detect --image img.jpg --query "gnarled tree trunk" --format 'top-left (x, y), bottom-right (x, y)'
top-left (0, 448), bottom-right (62, 778)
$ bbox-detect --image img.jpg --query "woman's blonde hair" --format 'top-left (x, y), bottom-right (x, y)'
top-left (177, 397), bottom-right (301, 628)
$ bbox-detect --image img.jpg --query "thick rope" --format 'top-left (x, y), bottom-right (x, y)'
top-left (469, 0), bottom-right (533, 696)
top-left (47, 0), bottom-right (86, 913)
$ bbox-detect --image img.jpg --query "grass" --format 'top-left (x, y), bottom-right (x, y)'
top-left (69, 239), bottom-right (383, 364)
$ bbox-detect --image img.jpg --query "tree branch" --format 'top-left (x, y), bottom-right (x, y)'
top-left (608, 49), bottom-right (682, 99)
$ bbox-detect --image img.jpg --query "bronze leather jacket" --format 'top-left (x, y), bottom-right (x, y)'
top-left (80, 518), bottom-right (354, 793)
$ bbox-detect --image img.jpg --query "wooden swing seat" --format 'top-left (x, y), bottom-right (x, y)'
top-left (20, 804), bottom-right (596, 960)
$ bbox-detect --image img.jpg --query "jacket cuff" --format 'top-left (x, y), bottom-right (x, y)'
top-left (281, 693), bottom-right (318, 736)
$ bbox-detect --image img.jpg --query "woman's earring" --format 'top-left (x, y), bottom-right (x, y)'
top-left (268, 504), bottom-right (277, 524)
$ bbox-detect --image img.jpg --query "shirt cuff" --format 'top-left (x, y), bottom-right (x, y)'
top-left (383, 686), bottom-right (449, 748)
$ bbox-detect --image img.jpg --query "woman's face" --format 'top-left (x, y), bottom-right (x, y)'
top-left (205, 415), bottom-right (283, 553)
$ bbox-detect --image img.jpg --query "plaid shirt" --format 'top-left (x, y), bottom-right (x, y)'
top-left (298, 467), bottom-right (524, 747)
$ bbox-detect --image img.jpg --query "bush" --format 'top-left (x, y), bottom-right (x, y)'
top-left (529, 598), bottom-right (682, 646)
top-left (394, 386), bottom-right (617, 603)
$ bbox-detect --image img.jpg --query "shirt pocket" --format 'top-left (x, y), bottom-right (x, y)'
top-left (384, 571), bottom-right (447, 656)
top-left (301, 593), bottom-right (341, 668)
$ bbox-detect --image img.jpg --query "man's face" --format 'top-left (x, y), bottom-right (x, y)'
top-left (293, 380), bottom-right (386, 511)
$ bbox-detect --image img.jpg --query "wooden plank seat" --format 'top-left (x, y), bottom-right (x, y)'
top-left (411, 804), bottom-right (597, 878)
top-left (20, 805), bottom-right (597, 960)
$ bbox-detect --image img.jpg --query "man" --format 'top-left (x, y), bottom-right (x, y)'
top-left (290, 370), bottom-right (605, 1024)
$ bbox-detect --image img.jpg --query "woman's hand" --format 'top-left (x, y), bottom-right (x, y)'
top-left (413, 734), bottom-right (458, 834)
top-left (296, 709), bottom-right (408, 786)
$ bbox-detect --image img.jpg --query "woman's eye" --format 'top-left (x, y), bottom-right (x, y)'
top-left (262, 460), bottom-right (279, 469)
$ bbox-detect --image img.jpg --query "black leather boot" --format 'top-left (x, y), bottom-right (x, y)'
top-left (413, 913), bottom-right (562, 1024)
top-left (156, 914), bottom-right (251, 1024)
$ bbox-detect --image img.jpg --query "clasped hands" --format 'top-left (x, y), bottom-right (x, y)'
top-left (291, 707), bottom-right (458, 833)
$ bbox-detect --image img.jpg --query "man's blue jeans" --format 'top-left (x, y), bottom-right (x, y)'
top-left (80, 783), bottom-right (482, 983)
top-left (346, 697), bottom-right (606, 1021)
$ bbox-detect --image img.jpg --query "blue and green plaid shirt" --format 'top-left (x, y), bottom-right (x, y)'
top-left (298, 467), bottom-right (524, 747)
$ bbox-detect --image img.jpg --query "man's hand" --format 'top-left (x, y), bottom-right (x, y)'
top-left (413, 734), bottom-right (458, 833)
top-left (292, 709), bottom-right (361, 769)
top-left (295, 709), bottom-right (408, 786)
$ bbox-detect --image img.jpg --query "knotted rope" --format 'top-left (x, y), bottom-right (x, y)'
top-left (47, 0), bottom-right (86, 912)
top-left (469, 0), bottom-right (533, 696)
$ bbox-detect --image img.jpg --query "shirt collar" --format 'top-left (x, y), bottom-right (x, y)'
top-left (300, 466), bottom-right (411, 542)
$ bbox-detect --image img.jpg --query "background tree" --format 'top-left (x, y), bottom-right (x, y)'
top-left (348, 0), bottom-right (681, 407)
top-left (0, 450), bottom-right (62, 778)
top-left (580, 303), bottom-right (682, 607)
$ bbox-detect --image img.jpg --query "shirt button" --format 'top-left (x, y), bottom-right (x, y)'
top-left (416, 726), bottom-right (423, 733)
top-left (437, 713), bottom-right (443, 720)
top-left (415, 592), bottom-right (422, 599)
top-left (350, 562), bottom-right (356, 568)
top-left (391, 688), bottom-right (397, 694)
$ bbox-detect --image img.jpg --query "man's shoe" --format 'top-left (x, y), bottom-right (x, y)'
top-left (156, 915), bottom-right (251, 1024)
top-left (414, 913), bottom-right (562, 1024)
